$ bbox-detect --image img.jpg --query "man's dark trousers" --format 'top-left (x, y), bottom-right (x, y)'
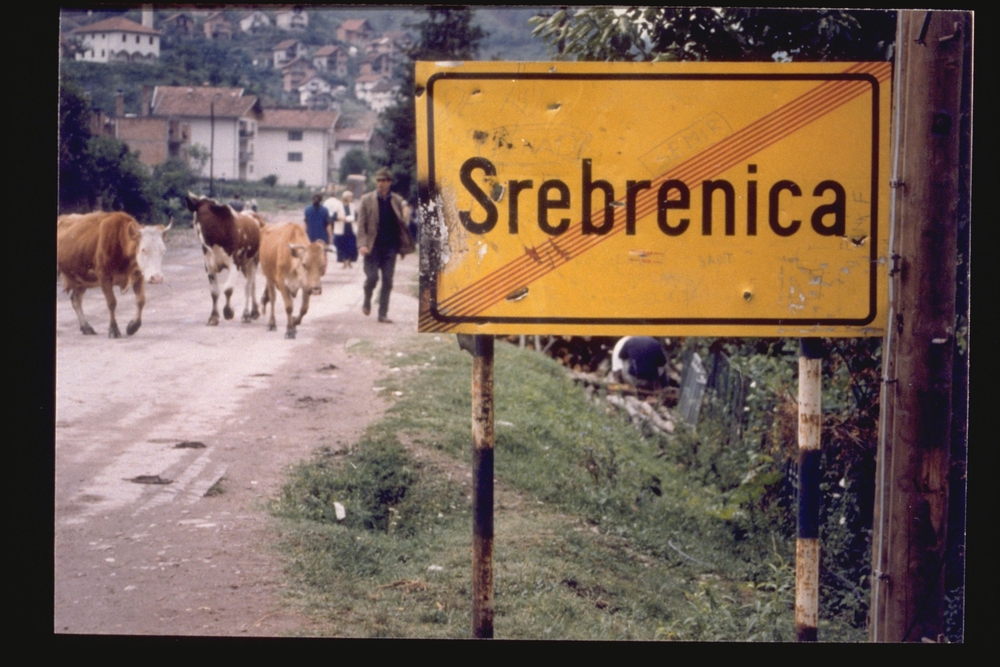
top-left (363, 247), bottom-right (397, 319)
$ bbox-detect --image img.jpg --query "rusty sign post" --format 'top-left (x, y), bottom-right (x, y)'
top-left (796, 338), bottom-right (824, 642)
top-left (416, 61), bottom-right (891, 639)
top-left (470, 334), bottom-right (495, 638)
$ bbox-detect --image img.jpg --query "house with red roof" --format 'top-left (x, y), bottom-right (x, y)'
top-left (149, 86), bottom-right (263, 181)
top-left (255, 108), bottom-right (339, 187)
top-left (336, 19), bottom-right (374, 47)
top-left (69, 16), bottom-right (162, 63)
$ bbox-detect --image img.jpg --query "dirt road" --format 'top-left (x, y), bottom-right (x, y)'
top-left (54, 217), bottom-right (421, 636)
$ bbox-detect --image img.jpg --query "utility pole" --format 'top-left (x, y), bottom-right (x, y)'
top-left (870, 10), bottom-right (970, 643)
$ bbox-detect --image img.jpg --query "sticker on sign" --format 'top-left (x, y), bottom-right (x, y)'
top-left (416, 61), bottom-right (890, 337)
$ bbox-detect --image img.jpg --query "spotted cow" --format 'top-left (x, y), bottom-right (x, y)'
top-left (259, 223), bottom-right (330, 339)
top-left (184, 193), bottom-right (264, 326)
top-left (56, 212), bottom-right (171, 337)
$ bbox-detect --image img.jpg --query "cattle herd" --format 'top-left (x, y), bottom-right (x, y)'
top-left (56, 193), bottom-right (332, 340)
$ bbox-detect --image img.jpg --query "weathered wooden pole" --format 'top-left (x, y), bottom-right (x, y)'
top-left (471, 334), bottom-right (495, 638)
top-left (870, 10), bottom-right (967, 643)
top-left (796, 338), bottom-right (823, 642)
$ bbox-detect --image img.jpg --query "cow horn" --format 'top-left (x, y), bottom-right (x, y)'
top-left (164, 217), bottom-right (174, 233)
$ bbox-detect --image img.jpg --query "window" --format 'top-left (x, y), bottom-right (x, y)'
top-left (288, 130), bottom-right (303, 141)
top-left (288, 152), bottom-right (303, 162)
top-left (150, 36), bottom-right (154, 44)
top-left (122, 34), bottom-right (127, 42)
top-left (136, 35), bottom-right (140, 43)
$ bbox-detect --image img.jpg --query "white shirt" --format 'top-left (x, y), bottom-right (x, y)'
top-left (323, 197), bottom-right (346, 235)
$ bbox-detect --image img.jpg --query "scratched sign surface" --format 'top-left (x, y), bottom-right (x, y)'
top-left (416, 61), bottom-right (890, 337)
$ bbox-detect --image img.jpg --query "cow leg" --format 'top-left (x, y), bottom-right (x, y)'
top-left (70, 286), bottom-right (97, 335)
top-left (223, 286), bottom-right (235, 320)
top-left (204, 251), bottom-right (221, 326)
top-left (266, 282), bottom-right (278, 332)
top-left (293, 289), bottom-right (311, 328)
top-left (126, 275), bottom-right (145, 336)
top-left (242, 261), bottom-right (260, 323)
top-left (280, 286), bottom-right (297, 339)
top-left (99, 278), bottom-right (121, 339)
top-left (221, 261), bottom-right (239, 320)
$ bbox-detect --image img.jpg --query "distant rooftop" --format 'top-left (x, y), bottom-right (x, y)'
top-left (70, 16), bottom-right (161, 36)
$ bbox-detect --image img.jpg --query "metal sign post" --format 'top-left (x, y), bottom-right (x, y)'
top-left (796, 338), bottom-right (824, 641)
top-left (470, 334), bottom-right (495, 638)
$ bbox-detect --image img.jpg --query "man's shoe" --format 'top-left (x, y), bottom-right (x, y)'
top-left (363, 304), bottom-right (371, 316)
top-left (378, 316), bottom-right (393, 324)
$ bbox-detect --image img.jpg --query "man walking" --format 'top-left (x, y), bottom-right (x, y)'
top-left (356, 167), bottom-right (415, 323)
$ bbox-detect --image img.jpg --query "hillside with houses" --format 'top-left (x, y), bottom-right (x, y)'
top-left (59, 7), bottom-right (547, 193)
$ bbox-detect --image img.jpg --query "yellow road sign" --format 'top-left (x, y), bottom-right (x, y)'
top-left (416, 61), bottom-right (891, 337)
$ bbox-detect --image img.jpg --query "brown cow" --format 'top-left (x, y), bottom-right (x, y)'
top-left (184, 193), bottom-right (263, 325)
top-left (259, 223), bottom-right (330, 339)
top-left (56, 211), bottom-right (170, 337)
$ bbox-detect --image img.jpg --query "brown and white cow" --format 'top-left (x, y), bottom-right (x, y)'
top-left (259, 223), bottom-right (330, 339)
top-left (184, 193), bottom-right (264, 326)
top-left (56, 212), bottom-right (171, 337)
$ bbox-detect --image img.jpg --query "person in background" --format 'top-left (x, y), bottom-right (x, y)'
top-left (611, 336), bottom-right (669, 390)
top-left (336, 190), bottom-right (359, 269)
top-left (356, 168), bottom-right (415, 324)
top-left (304, 193), bottom-right (331, 245)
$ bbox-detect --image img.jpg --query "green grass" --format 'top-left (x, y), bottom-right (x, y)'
top-left (270, 335), bottom-right (865, 640)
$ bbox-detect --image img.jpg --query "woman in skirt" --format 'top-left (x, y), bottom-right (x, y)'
top-left (335, 190), bottom-right (359, 269)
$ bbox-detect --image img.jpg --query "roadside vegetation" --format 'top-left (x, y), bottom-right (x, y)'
top-left (271, 334), bottom-right (872, 640)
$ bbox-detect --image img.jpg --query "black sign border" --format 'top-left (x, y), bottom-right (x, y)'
top-left (422, 71), bottom-right (882, 328)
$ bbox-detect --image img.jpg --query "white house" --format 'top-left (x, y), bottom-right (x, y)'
top-left (150, 86), bottom-right (262, 181)
top-left (332, 109), bottom-right (378, 170)
top-left (273, 39), bottom-right (307, 68)
top-left (255, 108), bottom-right (339, 188)
top-left (70, 16), bottom-right (162, 64)
top-left (297, 75), bottom-right (333, 109)
top-left (355, 74), bottom-right (398, 113)
top-left (275, 8), bottom-right (308, 30)
top-left (238, 10), bottom-right (272, 34)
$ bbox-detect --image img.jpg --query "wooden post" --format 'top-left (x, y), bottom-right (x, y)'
top-left (870, 10), bottom-right (967, 643)
top-left (471, 335), bottom-right (495, 638)
top-left (796, 338), bottom-right (823, 642)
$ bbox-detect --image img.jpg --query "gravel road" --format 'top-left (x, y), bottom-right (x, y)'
top-left (54, 218), bottom-right (421, 636)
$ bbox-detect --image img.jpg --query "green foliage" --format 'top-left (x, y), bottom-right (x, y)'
top-left (150, 157), bottom-right (198, 222)
top-left (374, 8), bottom-right (487, 203)
top-left (87, 135), bottom-right (154, 218)
top-left (339, 148), bottom-right (375, 183)
top-left (530, 8), bottom-right (896, 63)
top-left (58, 82), bottom-right (206, 222)
top-left (59, 82), bottom-right (94, 211)
top-left (271, 336), bottom-right (866, 639)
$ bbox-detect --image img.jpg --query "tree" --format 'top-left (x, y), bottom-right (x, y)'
top-left (339, 148), bottom-right (375, 183)
top-left (529, 8), bottom-right (895, 63)
top-left (374, 8), bottom-right (487, 202)
top-left (59, 83), bottom-right (95, 211)
top-left (88, 136), bottom-right (153, 218)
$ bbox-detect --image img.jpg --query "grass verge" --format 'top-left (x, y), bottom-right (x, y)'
top-left (270, 335), bottom-right (864, 640)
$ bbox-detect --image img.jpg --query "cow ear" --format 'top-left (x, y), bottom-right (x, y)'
top-left (288, 243), bottom-right (306, 258)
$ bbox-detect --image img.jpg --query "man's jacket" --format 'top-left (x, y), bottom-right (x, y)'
top-left (356, 190), bottom-right (415, 256)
